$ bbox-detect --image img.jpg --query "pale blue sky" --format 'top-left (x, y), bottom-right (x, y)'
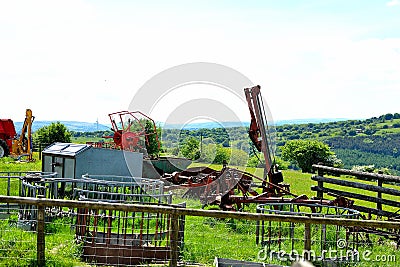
top-left (1, 0), bottom-right (399, 124)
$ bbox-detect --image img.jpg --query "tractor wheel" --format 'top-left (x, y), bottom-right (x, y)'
top-left (0, 139), bottom-right (10, 158)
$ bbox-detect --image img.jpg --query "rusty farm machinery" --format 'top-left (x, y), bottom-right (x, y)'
top-left (87, 110), bottom-right (160, 156)
top-left (161, 85), bottom-right (354, 211)
top-left (86, 110), bottom-right (191, 177)
top-left (85, 87), bottom-right (353, 212)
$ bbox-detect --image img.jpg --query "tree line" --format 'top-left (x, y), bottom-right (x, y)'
top-left (33, 112), bottom-right (400, 174)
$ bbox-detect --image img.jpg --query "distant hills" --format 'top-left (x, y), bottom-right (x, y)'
top-left (14, 121), bottom-right (111, 133)
top-left (162, 121), bottom-right (249, 130)
top-left (13, 118), bottom-right (349, 132)
top-left (160, 112), bottom-right (400, 175)
top-left (160, 118), bottom-right (348, 129)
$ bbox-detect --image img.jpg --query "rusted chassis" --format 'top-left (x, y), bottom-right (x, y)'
top-left (163, 167), bottom-right (352, 211)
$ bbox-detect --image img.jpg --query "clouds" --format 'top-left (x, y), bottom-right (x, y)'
top-left (387, 0), bottom-right (400, 7)
top-left (0, 1), bottom-right (399, 124)
top-left (271, 36), bottom-right (400, 119)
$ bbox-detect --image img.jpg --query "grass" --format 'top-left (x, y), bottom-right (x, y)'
top-left (0, 153), bottom-right (41, 172)
top-left (0, 153), bottom-right (42, 197)
top-left (182, 216), bottom-right (261, 264)
top-left (375, 119), bottom-right (400, 135)
top-left (0, 216), bottom-right (84, 267)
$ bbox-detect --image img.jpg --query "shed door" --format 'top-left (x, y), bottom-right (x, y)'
top-left (42, 155), bottom-right (52, 172)
top-left (52, 157), bottom-right (64, 177)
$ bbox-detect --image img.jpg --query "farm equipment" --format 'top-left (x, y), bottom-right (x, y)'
top-left (244, 85), bottom-right (287, 195)
top-left (162, 85), bottom-right (356, 210)
top-left (86, 110), bottom-right (191, 177)
top-left (163, 165), bottom-right (292, 210)
top-left (163, 165), bottom-right (352, 210)
top-left (88, 110), bottom-right (160, 157)
top-left (162, 85), bottom-right (295, 210)
top-left (0, 109), bottom-right (34, 161)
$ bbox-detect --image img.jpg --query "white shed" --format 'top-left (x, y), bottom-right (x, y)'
top-left (41, 143), bottom-right (143, 179)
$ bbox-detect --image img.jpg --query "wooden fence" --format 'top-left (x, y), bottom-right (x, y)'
top-left (312, 164), bottom-right (400, 218)
top-left (1, 195), bottom-right (400, 266)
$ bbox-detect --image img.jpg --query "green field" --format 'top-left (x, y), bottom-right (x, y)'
top-left (0, 153), bottom-right (41, 172)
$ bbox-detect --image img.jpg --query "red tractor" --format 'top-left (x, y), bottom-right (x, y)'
top-left (0, 109), bottom-right (34, 161)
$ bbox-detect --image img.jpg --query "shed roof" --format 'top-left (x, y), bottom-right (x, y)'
top-left (42, 143), bottom-right (91, 156)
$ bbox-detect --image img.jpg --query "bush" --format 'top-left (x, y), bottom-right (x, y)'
top-left (180, 137), bottom-right (200, 160)
top-left (281, 139), bottom-right (336, 173)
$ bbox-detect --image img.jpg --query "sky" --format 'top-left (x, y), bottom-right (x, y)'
top-left (1, 0), bottom-right (400, 125)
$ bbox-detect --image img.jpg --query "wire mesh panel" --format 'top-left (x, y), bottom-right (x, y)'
top-left (182, 215), bottom-right (261, 265)
top-left (75, 204), bottom-right (185, 266)
top-left (0, 195), bottom-right (399, 266)
top-left (0, 171), bottom-right (57, 198)
top-left (256, 203), bottom-right (361, 265)
top-left (77, 174), bottom-right (171, 204)
top-left (71, 175), bottom-right (181, 265)
top-left (18, 174), bottom-right (172, 226)
top-left (0, 205), bottom-right (37, 266)
top-left (43, 215), bottom-right (83, 266)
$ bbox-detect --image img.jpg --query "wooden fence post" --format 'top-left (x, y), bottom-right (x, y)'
top-left (169, 212), bottom-right (179, 267)
top-left (317, 167), bottom-right (324, 199)
top-left (37, 195), bottom-right (45, 267)
top-left (38, 143), bottom-right (42, 160)
top-left (377, 179), bottom-right (383, 212)
top-left (304, 223), bottom-right (312, 261)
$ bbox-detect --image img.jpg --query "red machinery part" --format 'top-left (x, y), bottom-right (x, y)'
top-left (107, 110), bottom-right (160, 153)
top-left (121, 132), bottom-right (141, 151)
top-left (112, 130), bottom-right (123, 147)
top-left (0, 119), bottom-right (17, 148)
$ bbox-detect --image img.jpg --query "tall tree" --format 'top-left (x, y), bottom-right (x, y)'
top-left (34, 122), bottom-right (71, 146)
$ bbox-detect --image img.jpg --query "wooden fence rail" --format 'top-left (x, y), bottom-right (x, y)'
top-left (312, 164), bottom-right (400, 218)
top-left (1, 195), bottom-right (400, 228)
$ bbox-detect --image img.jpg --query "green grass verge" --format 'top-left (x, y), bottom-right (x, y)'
top-left (0, 216), bottom-right (85, 267)
top-left (0, 153), bottom-right (42, 172)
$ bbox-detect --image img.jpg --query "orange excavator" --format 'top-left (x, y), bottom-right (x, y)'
top-left (0, 109), bottom-right (35, 161)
